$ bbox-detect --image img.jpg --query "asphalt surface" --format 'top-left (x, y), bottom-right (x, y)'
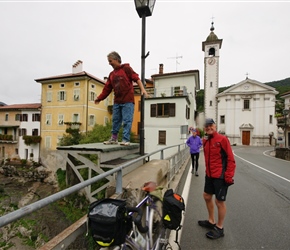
top-left (179, 146), bottom-right (290, 250)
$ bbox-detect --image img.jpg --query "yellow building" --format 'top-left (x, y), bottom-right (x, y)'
top-left (35, 60), bottom-right (113, 151)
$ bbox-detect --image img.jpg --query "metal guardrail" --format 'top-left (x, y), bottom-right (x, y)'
top-left (0, 143), bottom-right (188, 228)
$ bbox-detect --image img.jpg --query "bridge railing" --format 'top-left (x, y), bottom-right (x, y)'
top-left (0, 143), bottom-right (189, 228)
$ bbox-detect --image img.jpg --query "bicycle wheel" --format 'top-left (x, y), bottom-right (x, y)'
top-left (148, 199), bottom-right (164, 249)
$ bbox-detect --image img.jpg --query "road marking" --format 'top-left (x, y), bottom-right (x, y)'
top-left (234, 153), bottom-right (290, 184)
top-left (168, 163), bottom-right (192, 249)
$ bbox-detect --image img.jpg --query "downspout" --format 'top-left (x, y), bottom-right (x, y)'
top-left (86, 78), bottom-right (91, 135)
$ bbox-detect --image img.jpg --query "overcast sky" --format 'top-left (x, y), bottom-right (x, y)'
top-left (1, 0), bottom-right (289, 105)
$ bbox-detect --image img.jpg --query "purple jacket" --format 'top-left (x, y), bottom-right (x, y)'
top-left (186, 135), bottom-right (202, 154)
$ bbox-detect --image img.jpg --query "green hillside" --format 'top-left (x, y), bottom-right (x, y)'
top-left (196, 77), bottom-right (290, 113)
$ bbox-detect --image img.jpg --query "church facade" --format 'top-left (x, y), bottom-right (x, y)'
top-left (203, 23), bottom-right (278, 146)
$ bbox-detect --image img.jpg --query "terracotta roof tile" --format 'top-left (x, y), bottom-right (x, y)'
top-left (35, 71), bottom-right (105, 84)
top-left (0, 103), bottom-right (41, 110)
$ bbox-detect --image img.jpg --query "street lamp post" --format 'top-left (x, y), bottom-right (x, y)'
top-left (283, 109), bottom-right (289, 148)
top-left (134, 0), bottom-right (156, 156)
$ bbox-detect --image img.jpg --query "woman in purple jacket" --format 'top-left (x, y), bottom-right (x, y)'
top-left (186, 128), bottom-right (203, 176)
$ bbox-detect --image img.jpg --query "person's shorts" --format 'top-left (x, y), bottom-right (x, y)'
top-left (204, 176), bottom-right (228, 201)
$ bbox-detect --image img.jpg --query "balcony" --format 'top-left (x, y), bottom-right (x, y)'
top-left (23, 135), bottom-right (41, 145)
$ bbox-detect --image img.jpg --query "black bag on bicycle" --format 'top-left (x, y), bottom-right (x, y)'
top-left (87, 198), bottom-right (131, 247)
top-left (162, 189), bottom-right (185, 230)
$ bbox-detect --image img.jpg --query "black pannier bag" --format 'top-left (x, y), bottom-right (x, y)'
top-left (87, 198), bottom-right (130, 247)
top-left (162, 189), bottom-right (185, 230)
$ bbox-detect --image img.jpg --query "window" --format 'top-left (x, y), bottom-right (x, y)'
top-left (105, 98), bottom-right (109, 107)
top-left (269, 115), bottom-right (273, 124)
top-left (89, 91), bottom-right (96, 101)
top-left (46, 114), bottom-right (52, 125)
top-left (180, 125), bottom-right (188, 139)
top-left (60, 83), bottom-right (65, 88)
top-left (32, 113), bottom-right (41, 122)
top-left (186, 106), bottom-right (190, 119)
top-left (48, 84), bottom-right (52, 89)
top-left (89, 115), bottom-right (95, 126)
top-left (209, 47), bottom-right (215, 56)
top-left (220, 115), bottom-right (225, 124)
top-left (58, 91), bottom-right (67, 101)
top-left (158, 131), bottom-right (166, 145)
top-left (5, 114), bottom-right (8, 121)
top-left (104, 117), bottom-right (109, 125)
top-left (150, 103), bottom-right (175, 117)
top-left (57, 136), bottom-right (62, 145)
top-left (174, 86), bottom-right (181, 96)
top-left (32, 129), bottom-right (38, 136)
top-left (15, 114), bottom-right (21, 121)
top-left (91, 84), bottom-right (95, 89)
top-left (74, 89), bottom-right (80, 101)
top-left (72, 113), bottom-right (79, 122)
top-left (243, 99), bottom-right (250, 110)
top-left (18, 128), bottom-right (27, 136)
top-left (20, 114), bottom-right (28, 122)
top-left (58, 114), bottom-right (64, 125)
top-left (74, 82), bottom-right (80, 87)
top-left (45, 136), bottom-right (51, 149)
top-left (47, 92), bottom-right (52, 102)
top-left (209, 101), bottom-right (212, 106)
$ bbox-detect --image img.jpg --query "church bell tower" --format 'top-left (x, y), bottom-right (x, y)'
top-left (202, 22), bottom-right (223, 125)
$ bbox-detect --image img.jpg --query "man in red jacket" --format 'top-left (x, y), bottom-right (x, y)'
top-left (198, 118), bottom-right (236, 239)
top-left (95, 51), bottom-right (148, 146)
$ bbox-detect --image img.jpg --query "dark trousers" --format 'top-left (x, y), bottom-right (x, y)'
top-left (191, 153), bottom-right (200, 171)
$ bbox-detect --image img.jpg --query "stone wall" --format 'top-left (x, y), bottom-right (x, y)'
top-left (0, 164), bottom-right (57, 185)
top-left (275, 148), bottom-right (290, 161)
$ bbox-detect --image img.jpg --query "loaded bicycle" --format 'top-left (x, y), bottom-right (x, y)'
top-left (87, 181), bottom-right (184, 250)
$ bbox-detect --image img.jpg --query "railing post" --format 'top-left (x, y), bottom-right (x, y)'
top-left (116, 169), bottom-right (123, 194)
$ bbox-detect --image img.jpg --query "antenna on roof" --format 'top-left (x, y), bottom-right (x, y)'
top-left (168, 53), bottom-right (183, 72)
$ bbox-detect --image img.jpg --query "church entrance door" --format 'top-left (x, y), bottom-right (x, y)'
top-left (242, 131), bottom-right (250, 145)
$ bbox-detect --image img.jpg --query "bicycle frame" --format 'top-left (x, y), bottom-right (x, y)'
top-left (125, 193), bottom-right (166, 250)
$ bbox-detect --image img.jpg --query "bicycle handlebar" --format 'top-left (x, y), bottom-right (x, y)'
top-left (127, 207), bottom-right (149, 234)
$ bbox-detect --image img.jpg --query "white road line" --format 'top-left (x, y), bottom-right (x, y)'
top-left (168, 164), bottom-right (193, 250)
top-left (234, 153), bottom-right (290, 184)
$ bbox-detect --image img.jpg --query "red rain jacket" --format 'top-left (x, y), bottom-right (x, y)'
top-left (97, 63), bottom-right (140, 104)
top-left (203, 131), bottom-right (236, 184)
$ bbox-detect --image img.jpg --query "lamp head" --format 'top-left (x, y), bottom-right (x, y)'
top-left (135, 0), bottom-right (156, 18)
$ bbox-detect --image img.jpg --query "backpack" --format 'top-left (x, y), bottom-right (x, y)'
top-left (162, 189), bottom-right (185, 230)
top-left (87, 198), bottom-right (131, 247)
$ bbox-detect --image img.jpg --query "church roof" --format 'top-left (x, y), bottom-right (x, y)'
top-left (206, 22), bottom-right (219, 42)
top-left (202, 22), bottom-right (223, 51)
top-left (216, 78), bottom-right (279, 97)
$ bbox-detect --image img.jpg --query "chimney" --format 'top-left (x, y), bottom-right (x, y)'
top-left (72, 60), bottom-right (83, 74)
top-left (159, 64), bottom-right (164, 74)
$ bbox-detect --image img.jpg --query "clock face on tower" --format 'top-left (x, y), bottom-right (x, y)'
top-left (208, 58), bottom-right (216, 65)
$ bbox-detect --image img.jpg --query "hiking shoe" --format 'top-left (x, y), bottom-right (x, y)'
top-left (195, 171), bottom-right (199, 176)
top-left (206, 226), bottom-right (224, 239)
top-left (198, 220), bottom-right (216, 229)
top-left (103, 137), bottom-right (118, 145)
top-left (120, 141), bottom-right (130, 146)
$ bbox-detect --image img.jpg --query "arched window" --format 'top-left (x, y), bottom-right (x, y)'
top-left (209, 47), bottom-right (215, 56)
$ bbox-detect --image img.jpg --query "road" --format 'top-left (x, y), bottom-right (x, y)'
top-left (178, 146), bottom-right (290, 250)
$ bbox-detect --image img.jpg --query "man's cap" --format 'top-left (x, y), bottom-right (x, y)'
top-left (204, 118), bottom-right (215, 126)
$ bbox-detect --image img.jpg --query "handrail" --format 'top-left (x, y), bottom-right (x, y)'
top-left (0, 143), bottom-right (187, 228)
